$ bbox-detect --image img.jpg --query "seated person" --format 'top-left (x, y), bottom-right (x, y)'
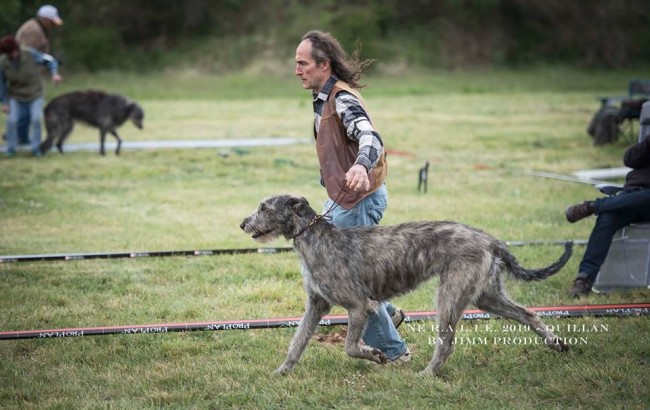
top-left (565, 132), bottom-right (650, 297)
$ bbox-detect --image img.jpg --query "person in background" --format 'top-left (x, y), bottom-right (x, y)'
top-left (0, 36), bottom-right (62, 157)
top-left (294, 30), bottom-right (411, 363)
top-left (12, 4), bottom-right (63, 145)
top-left (16, 4), bottom-right (64, 54)
top-left (565, 120), bottom-right (650, 297)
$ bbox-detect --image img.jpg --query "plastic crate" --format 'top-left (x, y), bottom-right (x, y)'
top-left (593, 223), bottom-right (650, 293)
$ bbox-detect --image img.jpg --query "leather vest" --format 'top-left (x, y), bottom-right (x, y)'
top-left (315, 81), bottom-right (387, 209)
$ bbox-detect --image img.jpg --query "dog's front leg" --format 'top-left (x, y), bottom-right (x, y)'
top-left (99, 130), bottom-right (107, 156)
top-left (276, 293), bottom-right (331, 375)
top-left (110, 130), bottom-right (122, 155)
top-left (345, 303), bottom-right (388, 364)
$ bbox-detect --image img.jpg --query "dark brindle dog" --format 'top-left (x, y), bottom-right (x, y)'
top-left (240, 194), bottom-right (573, 376)
top-left (40, 90), bottom-right (144, 156)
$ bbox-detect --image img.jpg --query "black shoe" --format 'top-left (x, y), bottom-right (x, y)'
top-left (569, 277), bottom-right (593, 298)
top-left (565, 201), bottom-right (596, 223)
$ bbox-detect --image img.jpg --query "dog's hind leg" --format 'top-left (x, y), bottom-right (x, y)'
top-left (40, 127), bottom-right (55, 154)
top-left (276, 292), bottom-right (331, 375)
top-left (56, 121), bottom-right (74, 154)
top-left (474, 285), bottom-right (568, 353)
top-left (344, 300), bottom-right (388, 364)
top-left (420, 272), bottom-right (481, 377)
top-left (110, 130), bottom-right (122, 155)
top-left (40, 112), bottom-right (70, 154)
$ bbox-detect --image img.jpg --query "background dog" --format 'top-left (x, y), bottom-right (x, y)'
top-left (40, 90), bottom-right (144, 156)
top-left (241, 194), bottom-right (573, 376)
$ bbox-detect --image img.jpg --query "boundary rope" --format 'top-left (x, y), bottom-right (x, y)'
top-left (0, 240), bottom-right (587, 263)
top-left (1, 303), bottom-right (647, 340)
top-left (0, 247), bottom-right (293, 263)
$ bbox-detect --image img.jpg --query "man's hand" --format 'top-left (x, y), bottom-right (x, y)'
top-left (2, 104), bottom-right (8, 114)
top-left (51, 73), bottom-right (62, 84)
top-left (345, 164), bottom-right (370, 192)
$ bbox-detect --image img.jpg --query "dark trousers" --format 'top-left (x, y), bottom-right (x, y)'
top-left (578, 188), bottom-right (650, 281)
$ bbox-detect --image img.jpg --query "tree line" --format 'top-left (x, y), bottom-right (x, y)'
top-left (1, 0), bottom-right (647, 72)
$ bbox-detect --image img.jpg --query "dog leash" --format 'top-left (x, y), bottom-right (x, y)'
top-left (292, 186), bottom-right (350, 240)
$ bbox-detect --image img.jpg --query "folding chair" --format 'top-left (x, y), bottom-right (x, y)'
top-left (597, 79), bottom-right (650, 143)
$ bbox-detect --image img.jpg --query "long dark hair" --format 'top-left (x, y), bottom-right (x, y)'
top-left (0, 36), bottom-right (19, 55)
top-left (301, 30), bottom-right (374, 89)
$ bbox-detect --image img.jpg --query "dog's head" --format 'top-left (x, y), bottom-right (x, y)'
top-left (128, 103), bottom-right (144, 130)
top-left (240, 195), bottom-right (316, 242)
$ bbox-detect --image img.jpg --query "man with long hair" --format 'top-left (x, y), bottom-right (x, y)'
top-left (294, 30), bottom-right (411, 363)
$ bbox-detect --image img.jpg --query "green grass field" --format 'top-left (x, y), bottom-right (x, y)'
top-left (1, 67), bottom-right (648, 409)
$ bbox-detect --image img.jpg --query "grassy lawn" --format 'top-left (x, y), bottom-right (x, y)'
top-left (1, 67), bottom-right (648, 408)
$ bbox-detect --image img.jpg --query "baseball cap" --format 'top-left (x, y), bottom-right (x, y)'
top-left (37, 5), bottom-right (63, 26)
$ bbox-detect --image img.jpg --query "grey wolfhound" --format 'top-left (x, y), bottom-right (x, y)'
top-left (240, 194), bottom-right (573, 376)
top-left (40, 90), bottom-right (144, 156)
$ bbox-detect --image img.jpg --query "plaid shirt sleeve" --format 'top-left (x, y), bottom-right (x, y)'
top-left (335, 91), bottom-right (384, 171)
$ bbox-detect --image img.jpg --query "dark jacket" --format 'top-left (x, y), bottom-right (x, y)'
top-left (623, 137), bottom-right (650, 189)
top-left (0, 48), bottom-right (45, 102)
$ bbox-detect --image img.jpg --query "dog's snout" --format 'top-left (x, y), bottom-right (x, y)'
top-left (240, 215), bottom-right (253, 231)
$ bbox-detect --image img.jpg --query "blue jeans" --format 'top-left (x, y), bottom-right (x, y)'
top-left (578, 188), bottom-right (650, 282)
top-left (17, 114), bottom-right (30, 145)
top-left (5, 97), bottom-right (44, 154)
top-left (322, 184), bottom-right (408, 360)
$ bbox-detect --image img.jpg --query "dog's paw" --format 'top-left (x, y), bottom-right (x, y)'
top-left (557, 339), bottom-right (569, 353)
top-left (417, 369), bottom-right (435, 377)
top-left (545, 337), bottom-right (569, 353)
top-left (274, 364), bottom-right (293, 375)
top-left (370, 348), bottom-right (388, 364)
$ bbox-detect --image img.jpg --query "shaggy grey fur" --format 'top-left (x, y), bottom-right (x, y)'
top-left (240, 194), bottom-right (573, 376)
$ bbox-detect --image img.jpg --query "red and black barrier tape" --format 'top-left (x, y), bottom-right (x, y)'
top-left (0, 240), bottom-right (587, 263)
top-left (0, 247), bottom-right (294, 263)
top-left (1, 303), bottom-right (647, 341)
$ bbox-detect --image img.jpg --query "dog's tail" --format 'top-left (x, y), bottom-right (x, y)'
top-left (498, 241), bottom-right (573, 281)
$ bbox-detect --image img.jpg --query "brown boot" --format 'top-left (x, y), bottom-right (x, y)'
top-left (565, 201), bottom-right (596, 223)
top-left (569, 277), bottom-right (593, 297)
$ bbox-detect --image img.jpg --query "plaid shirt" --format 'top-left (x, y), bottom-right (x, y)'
top-left (312, 76), bottom-right (384, 171)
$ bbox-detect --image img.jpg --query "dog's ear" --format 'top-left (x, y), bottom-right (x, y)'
top-left (127, 103), bottom-right (142, 116)
top-left (289, 196), bottom-right (310, 215)
top-left (127, 103), bottom-right (144, 128)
